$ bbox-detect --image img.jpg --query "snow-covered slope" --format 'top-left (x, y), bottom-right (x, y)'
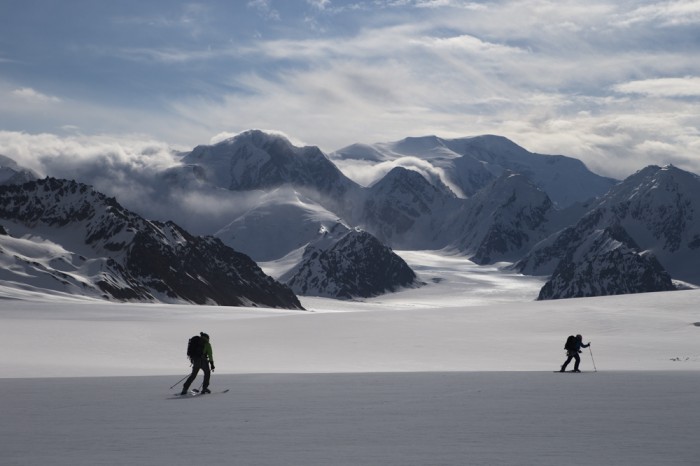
top-left (359, 166), bottom-right (460, 249)
top-left (447, 172), bottom-right (555, 264)
top-left (591, 165), bottom-right (700, 282)
top-left (215, 187), bottom-right (350, 261)
top-left (334, 134), bottom-right (617, 207)
top-left (183, 129), bottom-right (364, 218)
top-left (537, 225), bottom-right (675, 299)
top-left (445, 135), bottom-right (617, 206)
top-left (518, 165), bottom-right (700, 287)
top-left (0, 154), bottom-right (39, 185)
top-left (0, 178), bottom-right (303, 308)
top-left (0, 225), bottom-right (110, 299)
top-left (282, 229), bottom-right (421, 299)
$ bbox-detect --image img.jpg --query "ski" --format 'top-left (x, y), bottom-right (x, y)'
top-left (171, 389), bottom-right (229, 399)
top-left (553, 370), bottom-right (589, 373)
top-left (192, 388), bottom-right (229, 395)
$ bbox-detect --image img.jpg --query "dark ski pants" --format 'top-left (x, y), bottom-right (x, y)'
top-left (183, 357), bottom-right (211, 391)
top-left (561, 351), bottom-right (581, 371)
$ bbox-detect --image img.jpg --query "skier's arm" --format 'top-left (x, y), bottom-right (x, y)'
top-left (205, 342), bottom-right (215, 370)
top-left (205, 342), bottom-right (214, 363)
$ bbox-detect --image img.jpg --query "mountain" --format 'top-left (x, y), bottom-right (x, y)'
top-left (0, 154), bottom-right (39, 185)
top-left (359, 166), bottom-right (460, 249)
top-left (517, 165), bottom-right (700, 286)
top-left (587, 165), bottom-right (700, 283)
top-left (182, 130), bottom-right (364, 219)
top-left (333, 135), bottom-right (617, 207)
top-left (173, 131), bottom-right (615, 265)
top-left (282, 229), bottom-right (421, 299)
top-left (0, 178), bottom-right (303, 308)
top-left (537, 224), bottom-right (675, 300)
top-left (215, 187), bottom-right (351, 262)
top-left (447, 172), bottom-right (555, 264)
top-left (5, 131), bottom-right (692, 303)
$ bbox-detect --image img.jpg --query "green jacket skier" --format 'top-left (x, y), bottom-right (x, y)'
top-left (181, 332), bottom-right (215, 395)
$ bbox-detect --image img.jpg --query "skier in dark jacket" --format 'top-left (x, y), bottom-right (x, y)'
top-left (181, 332), bottom-right (215, 395)
top-left (560, 334), bottom-right (590, 372)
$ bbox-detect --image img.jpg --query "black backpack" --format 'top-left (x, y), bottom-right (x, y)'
top-left (564, 335), bottom-right (576, 352)
top-left (187, 335), bottom-right (204, 360)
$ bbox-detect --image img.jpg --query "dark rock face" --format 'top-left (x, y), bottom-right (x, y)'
top-left (0, 178), bottom-right (303, 309)
top-left (284, 230), bottom-right (421, 299)
top-left (537, 225), bottom-right (675, 300)
top-left (125, 224), bottom-right (302, 308)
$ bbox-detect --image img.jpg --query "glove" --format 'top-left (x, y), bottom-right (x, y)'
top-left (210, 362), bottom-right (215, 372)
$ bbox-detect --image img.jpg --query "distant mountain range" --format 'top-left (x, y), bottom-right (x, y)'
top-left (1, 129), bottom-right (698, 303)
top-left (0, 178), bottom-right (303, 309)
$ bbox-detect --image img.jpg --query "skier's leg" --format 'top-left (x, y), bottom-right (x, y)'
top-left (561, 353), bottom-right (574, 371)
top-left (202, 362), bottom-right (211, 391)
top-left (182, 359), bottom-right (202, 392)
top-left (573, 353), bottom-right (581, 371)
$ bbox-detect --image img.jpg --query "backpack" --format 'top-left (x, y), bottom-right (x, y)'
top-left (187, 335), bottom-right (204, 360)
top-left (564, 335), bottom-right (577, 352)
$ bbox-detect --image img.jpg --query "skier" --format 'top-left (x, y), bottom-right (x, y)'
top-left (560, 334), bottom-right (590, 372)
top-left (181, 332), bottom-right (215, 395)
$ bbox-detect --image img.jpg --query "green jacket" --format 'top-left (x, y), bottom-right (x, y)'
top-left (203, 340), bottom-right (214, 363)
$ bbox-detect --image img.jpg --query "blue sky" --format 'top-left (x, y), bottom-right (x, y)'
top-left (1, 0), bottom-right (700, 179)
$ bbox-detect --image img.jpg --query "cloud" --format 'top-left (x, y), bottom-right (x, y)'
top-left (617, 0), bottom-right (700, 27)
top-left (111, 3), bottom-right (212, 38)
top-left (108, 46), bottom-right (230, 64)
top-left (306, 0), bottom-right (331, 9)
top-left (413, 0), bottom-right (487, 10)
top-left (613, 77), bottom-right (700, 98)
top-left (247, 0), bottom-right (280, 20)
top-left (12, 87), bottom-right (62, 103)
top-left (0, 131), bottom-right (261, 234)
top-left (332, 154), bottom-right (465, 196)
top-left (497, 102), bottom-right (700, 180)
top-left (0, 131), bottom-right (178, 177)
top-left (3, 0), bottom-right (700, 183)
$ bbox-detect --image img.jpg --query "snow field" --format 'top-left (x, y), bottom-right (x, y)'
top-left (2, 372), bottom-right (699, 466)
top-left (1, 288), bottom-right (698, 378)
top-left (1, 250), bottom-right (699, 465)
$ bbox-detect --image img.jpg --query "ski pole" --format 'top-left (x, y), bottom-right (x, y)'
top-left (170, 374), bottom-right (190, 390)
top-left (589, 344), bottom-right (598, 372)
